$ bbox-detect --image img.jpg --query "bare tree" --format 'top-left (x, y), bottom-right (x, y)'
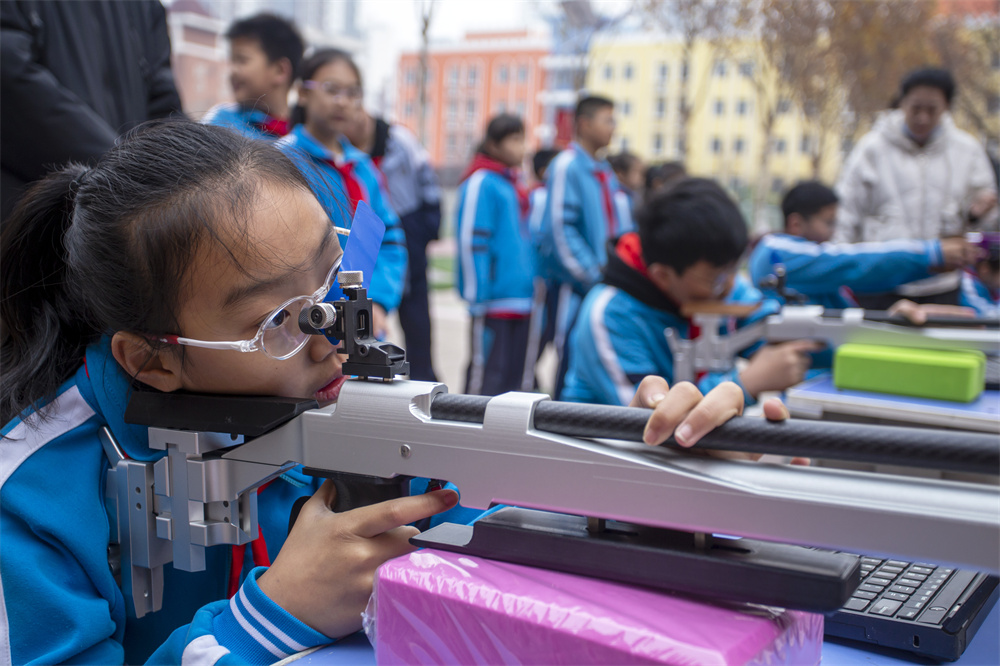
top-left (415, 0), bottom-right (436, 147)
top-left (634, 0), bottom-right (739, 160)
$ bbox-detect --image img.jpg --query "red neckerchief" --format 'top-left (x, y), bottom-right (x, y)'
top-left (323, 159), bottom-right (367, 216)
top-left (460, 153), bottom-right (530, 217)
top-left (594, 169), bottom-right (619, 238)
top-left (254, 116), bottom-right (290, 138)
top-left (615, 232), bottom-right (650, 278)
top-left (227, 479), bottom-right (275, 598)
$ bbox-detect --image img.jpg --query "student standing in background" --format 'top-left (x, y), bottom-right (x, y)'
top-left (202, 13), bottom-right (303, 140)
top-left (277, 49), bottom-right (407, 336)
top-left (346, 108), bottom-right (442, 381)
top-left (535, 96), bottom-right (632, 396)
top-left (455, 115), bottom-right (535, 395)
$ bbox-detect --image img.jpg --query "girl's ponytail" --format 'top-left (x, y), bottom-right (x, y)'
top-left (1, 164), bottom-right (101, 425)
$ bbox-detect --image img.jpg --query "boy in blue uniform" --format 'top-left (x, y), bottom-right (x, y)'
top-left (202, 14), bottom-right (304, 140)
top-left (535, 96), bottom-right (633, 395)
top-left (748, 181), bottom-right (973, 308)
top-left (455, 115), bottom-right (535, 395)
top-left (277, 50), bottom-right (407, 330)
top-left (563, 178), bottom-right (819, 407)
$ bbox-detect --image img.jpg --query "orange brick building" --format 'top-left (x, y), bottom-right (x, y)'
top-left (396, 31), bottom-right (550, 173)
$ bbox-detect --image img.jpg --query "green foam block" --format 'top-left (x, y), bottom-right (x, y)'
top-left (833, 344), bottom-right (985, 403)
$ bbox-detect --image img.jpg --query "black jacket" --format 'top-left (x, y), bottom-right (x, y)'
top-left (1, 0), bottom-right (182, 219)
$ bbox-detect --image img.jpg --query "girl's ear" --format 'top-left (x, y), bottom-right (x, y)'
top-left (110, 331), bottom-right (184, 393)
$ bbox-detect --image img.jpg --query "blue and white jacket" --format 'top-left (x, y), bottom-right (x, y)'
top-left (202, 103), bottom-right (290, 141)
top-left (455, 167), bottom-right (535, 316)
top-left (0, 339), bottom-right (485, 665)
top-left (959, 270), bottom-right (999, 317)
top-left (562, 239), bottom-right (777, 406)
top-left (534, 143), bottom-right (633, 294)
top-left (748, 233), bottom-right (944, 308)
top-left (277, 125), bottom-right (407, 311)
top-left (0, 339), bottom-right (328, 665)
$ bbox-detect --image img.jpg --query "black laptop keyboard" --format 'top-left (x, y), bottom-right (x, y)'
top-left (840, 556), bottom-right (977, 625)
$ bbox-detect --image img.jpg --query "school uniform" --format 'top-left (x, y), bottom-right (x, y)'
top-left (748, 233), bottom-right (945, 308)
top-left (0, 338), bottom-right (482, 665)
top-left (534, 142), bottom-right (634, 395)
top-left (959, 270), bottom-right (999, 317)
top-left (202, 103), bottom-right (291, 141)
top-left (277, 125), bottom-right (407, 312)
top-left (562, 234), bottom-right (776, 406)
top-left (0, 339), bottom-right (326, 664)
top-left (455, 155), bottom-right (535, 395)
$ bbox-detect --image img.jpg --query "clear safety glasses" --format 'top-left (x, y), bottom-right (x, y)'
top-left (150, 256), bottom-right (342, 360)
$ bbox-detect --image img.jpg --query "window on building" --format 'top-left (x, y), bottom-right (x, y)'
top-left (653, 133), bottom-right (664, 155)
top-left (468, 66), bottom-right (478, 86)
top-left (777, 97), bottom-right (792, 114)
top-left (711, 137), bottom-right (723, 154)
top-left (516, 100), bottom-right (526, 117)
top-left (733, 137), bottom-right (745, 154)
top-left (677, 137), bottom-right (686, 155)
top-left (713, 60), bottom-right (727, 77)
top-left (655, 97), bottom-right (666, 118)
top-left (987, 94), bottom-right (1000, 114)
top-left (405, 68), bottom-right (416, 85)
top-left (496, 101), bottom-right (507, 114)
top-left (622, 99), bottom-right (632, 116)
top-left (771, 177), bottom-right (785, 194)
top-left (774, 138), bottom-right (787, 154)
top-left (497, 64), bottom-right (509, 83)
top-left (657, 62), bottom-right (668, 83)
top-left (447, 134), bottom-right (457, 153)
top-left (624, 62), bottom-right (634, 80)
top-left (739, 61), bottom-right (754, 78)
top-left (604, 63), bottom-right (614, 80)
top-left (518, 64), bottom-right (529, 82)
top-left (405, 102), bottom-right (414, 117)
top-left (681, 60), bottom-right (689, 81)
top-left (466, 100), bottom-right (476, 121)
top-left (621, 137), bottom-right (629, 151)
top-left (448, 66), bottom-right (459, 87)
top-left (800, 135), bottom-right (812, 154)
top-left (448, 100), bottom-right (457, 119)
top-left (736, 99), bottom-right (749, 115)
top-left (730, 176), bottom-right (744, 191)
top-left (714, 99), bottom-right (725, 116)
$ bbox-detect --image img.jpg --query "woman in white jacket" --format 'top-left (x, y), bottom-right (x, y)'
top-left (835, 68), bottom-right (997, 306)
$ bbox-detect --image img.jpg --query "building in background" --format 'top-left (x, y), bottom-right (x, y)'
top-left (170, 0), bottom-right (365, 120)
top-left (586, 30), bottom-right (842, 201)
top-left (396, 30), bottom-right (550, 183)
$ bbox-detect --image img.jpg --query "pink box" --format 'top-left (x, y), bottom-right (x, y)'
top-left (368, 550), bottom-right (823, 665)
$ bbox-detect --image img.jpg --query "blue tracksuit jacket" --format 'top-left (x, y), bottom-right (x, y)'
top-left (0, 339), bottom-right (327, 665)
top-left (534, 142), bottom-right (633, 294)
top-left (276, 125), bottom-right (407, 311)
top-left (562, 244), bottom-right (777, 406)
top-left (748, 233), bottom-right (943, 308)
top-left (455, 169), bottom-right (534, 316)
top-left (0, 339), bottom-right (482, 665)
top-left (201, 103), bottom-right (289, 141)
top-left (959, 270), bottom-right (999, 317)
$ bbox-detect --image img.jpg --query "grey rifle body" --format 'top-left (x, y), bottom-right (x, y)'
top-left (108, 378), bottom-right (1000, 617)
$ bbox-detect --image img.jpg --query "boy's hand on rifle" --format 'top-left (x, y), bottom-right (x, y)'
top-left (633, 376), bottom-right (806, 463)
top-left (739, 340), bottom-right (821, 397)
top-left (258, 483), bottom-right (458, 639)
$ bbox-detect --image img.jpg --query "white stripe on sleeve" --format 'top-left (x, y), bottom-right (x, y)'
top-left (589, 288), bottom-right (635, 406)
top-left (459, 171), bottom-right (488, 303)
top-left (550, 153), bottom-right (589, 283)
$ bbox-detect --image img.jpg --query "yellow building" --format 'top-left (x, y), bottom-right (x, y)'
top-left (586, 31), bottom-right (843, 209)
